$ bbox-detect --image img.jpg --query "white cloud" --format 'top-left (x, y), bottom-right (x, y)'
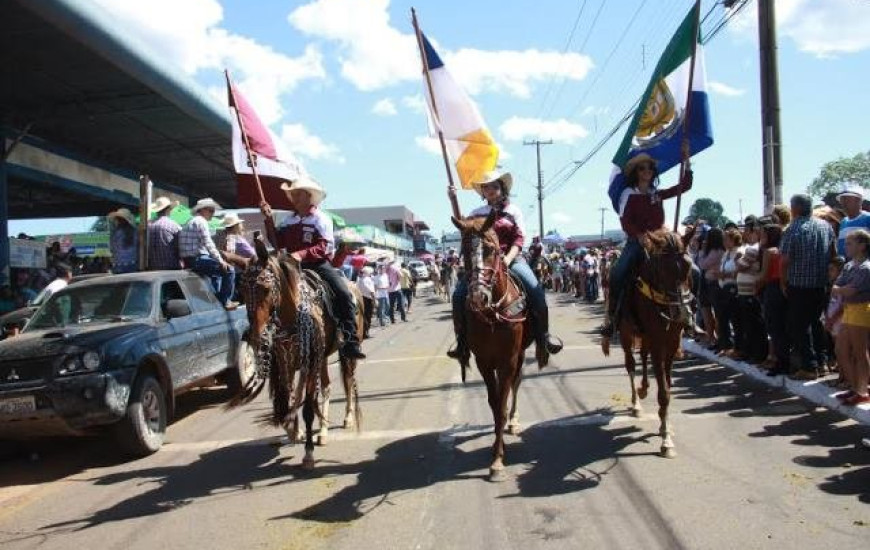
top-left (402, 94), bottom-right (427, 113)
top-left (288, 0), bottom-right (593, 96)
top-left (708, 81), bottom-right (745, 97)
top-left (90, 0), bottom-right (325, 125)
top-left (499, 117), bottom-right (589, 144)
top-left (280, 124), bottom-right (344, 163)
top-left (551, 212), bottom-right (572, 224)
top-left (415, 136), bottom-right (441, 155)
top-left (729, 0), bottom-right (870, 57)
top-left (371, 98), bottom-right (398, 116)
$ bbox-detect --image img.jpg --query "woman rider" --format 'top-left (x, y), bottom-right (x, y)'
top-left (600, 153), bottom-right (693, 337)
top-left (447, 170), bottom-right (563, 362)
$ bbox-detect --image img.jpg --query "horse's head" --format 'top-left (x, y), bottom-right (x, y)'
top-left (813, 205), bottom-right (845, 237)
top-left (639, 229), bottom-right (692, 300)
top-left (239, 237), bottom-right (286, 346)
top-left (452, 210), bottom-right (502, 310)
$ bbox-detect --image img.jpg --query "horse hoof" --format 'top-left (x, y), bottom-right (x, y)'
top-left (489, 468), bottom-right (507, 482)
top-left (507, 424), bottom-right (521, 436)
top-left (637, 387), bottom-right (648, 399)
top-left (343, 419), bottom-right (355, 430)
top-left (631, 407), bottom-right (643, 418)
top-left (660, 447), bottom-right (677, 459)
top-left (317, 434), bottom-right (328, 446)
top-left (302, 456), bottom-right (316, 470)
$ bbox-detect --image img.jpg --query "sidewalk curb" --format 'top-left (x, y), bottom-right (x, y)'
top-left (682, 339), bottom-right (870, 426)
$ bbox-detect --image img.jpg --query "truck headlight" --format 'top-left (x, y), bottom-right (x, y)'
top-left (59, 358), bottom-right (80, 375)
top-left (82, 351), bottom-right (101, 370)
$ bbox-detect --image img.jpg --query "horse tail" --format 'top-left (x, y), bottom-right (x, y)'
top-left (224, 373), bottom-right (267, 409)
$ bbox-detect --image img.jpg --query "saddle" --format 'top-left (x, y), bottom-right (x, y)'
top-left (504, 271), bottom-right (528, 319)
top-left (300, 269), bottom-right (339, 325)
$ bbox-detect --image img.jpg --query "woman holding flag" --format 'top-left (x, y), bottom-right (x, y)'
top-left (600, 152), bottom-right (693, 337)
top-left (447, 170), bottom-right (563, 362)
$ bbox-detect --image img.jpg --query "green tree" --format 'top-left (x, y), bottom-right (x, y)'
top-left (807, 150), bottom-right (870, 198)
top-left (682, 197), bottom-right (733, 228)
top-left (89, 217), bottom-right (109, 232)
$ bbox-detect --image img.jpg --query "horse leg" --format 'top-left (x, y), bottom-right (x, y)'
top-left (341, 357), bottom-right (358, 430)
top-left (623, 334), bottom-right (642, 417)
top-left (507, 366), bottom-right (523, 435)
top-left (638, 340), bottom-right (650, 400)
top-left (302, 389), bottom-right (317, 469)
top-left (654, 351), bottom-right (676, 459)
top-left (317, 361), bottom-right (331, 446)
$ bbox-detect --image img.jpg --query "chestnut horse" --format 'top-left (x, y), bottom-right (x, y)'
top-left (602, 229), bottom-right (692, 458)
top-left (229, 239), bottom-right (363, 469)
top-left (452, 211), bottom-right (544, 481)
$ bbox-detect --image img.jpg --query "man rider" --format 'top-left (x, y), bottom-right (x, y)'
top-left (260, 177), bottom-right (366, 360)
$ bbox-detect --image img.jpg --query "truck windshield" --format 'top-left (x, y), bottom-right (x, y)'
top-left (27, 282), bottom-right (153, 330)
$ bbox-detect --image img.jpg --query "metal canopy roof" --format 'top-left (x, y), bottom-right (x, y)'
top-left (0, 0), bottom-right (236, 219)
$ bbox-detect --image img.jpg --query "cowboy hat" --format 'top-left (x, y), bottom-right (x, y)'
top-left (108, 207), bottom-right (136, 226)
top-left (221, 213), bottom-right (243, 228)
top-left (150, 196), bottom-right (178, 213)
top-left (837, 182), bottom-right (865, 202)
top-left (191, 197), bottom-right (222, 213)
top-left (280, 176), bottom-right (326, 206)
top-left (623, 153), bottom-right (658, 176)
top-left (471, 170), bottom-right (513, 196)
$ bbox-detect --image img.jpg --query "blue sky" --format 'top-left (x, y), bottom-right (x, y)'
top-left (10, 0), bottom-right (870, 239)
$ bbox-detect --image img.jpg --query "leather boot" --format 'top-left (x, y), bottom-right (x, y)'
top-left (532, 306), bottom-right (563, 355)
top-left (339, 321), bottom-right (366, 360)
top-left (446, 313), bottom-right (469, 363)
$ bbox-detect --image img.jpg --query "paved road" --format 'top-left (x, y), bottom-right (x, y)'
top-left (1, 290), bottom-right (868, 549)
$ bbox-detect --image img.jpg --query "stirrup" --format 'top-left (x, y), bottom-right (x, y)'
top-left (341, 342), bottom-right (366, 360)
top-left (544, 334), bottom-right (563, 355)
top-left (446, 340), bottom-right (468, 361)
top-left (599, 320), bottom-right (614, 338)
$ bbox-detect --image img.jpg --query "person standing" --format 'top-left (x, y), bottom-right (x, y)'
top-left (356, 266), bottom-right (376, 338)
top-left (735, 217), bottom-right (767, 362)
top-left (375, 264), bottom-right (390, 327)
top-left (36, 263), bottom-right (72, 302)
top-left (831, 229), bottom-right (870, 405)
top-left (107, 208), bottom-right (139, 274)
top-left (400, 262), bottom-right (414, 314)
top-left (387, 260), bottom-right (407, 323)
top-left (836, 184), bottom-right (870, 259)
top-left (179, 198), bottom-right (235, 308)
top-left (715, 229), bottom-right (743, 354)
top-left (757, 224), bottom-right (788, 374)
top-left (147, 197), bottom-right (181, 270)
top-left (781, 194), bottom-right (836, 380)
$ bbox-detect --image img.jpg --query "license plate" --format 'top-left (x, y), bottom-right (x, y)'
top-left (0, 395), bottom-right (36, 415)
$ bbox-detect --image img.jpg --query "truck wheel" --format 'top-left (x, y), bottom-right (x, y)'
top-left (115, 374), bottom-right (167, 456)
top-left (226, 340), bottom-right (256, 394)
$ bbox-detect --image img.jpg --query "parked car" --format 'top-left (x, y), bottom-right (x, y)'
top-left (0, 271), bottom-right (252, 456)
top-left (408, 260), bottom-right (429, 281)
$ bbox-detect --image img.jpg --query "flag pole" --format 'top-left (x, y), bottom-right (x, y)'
top-left (411, 8), bottom-right (462, 220)
top-left (673, 0), bottom-right (701, 232)
top-left (225, 69), bottom-right (267, 207)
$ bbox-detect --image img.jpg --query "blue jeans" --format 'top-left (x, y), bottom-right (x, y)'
top-left (452, 258), bottom-right (546, 319)
top-left (608, 237), bottom-right (644, 314)
top-left (192, 255), bottom-right (234, 306)
top-left (377, 297), bottom-right (390, 326)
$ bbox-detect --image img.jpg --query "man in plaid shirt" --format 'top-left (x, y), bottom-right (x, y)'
top-left (180, 198), bottom-right (235, 308)
top-left (148, 197), bottom-right (181, 270)
top-left (780, 194), bottom-right (836, 379)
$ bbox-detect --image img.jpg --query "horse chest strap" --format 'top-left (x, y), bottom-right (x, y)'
top-left (636, 278), bottom-right (669, 306)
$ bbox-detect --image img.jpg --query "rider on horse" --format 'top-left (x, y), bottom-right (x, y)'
top-left (447, 170), bottom-right (564, 362)
top-left (260, 177), bottom-right (366, 360)
top-left (600, 153), bottom-right (693, 337)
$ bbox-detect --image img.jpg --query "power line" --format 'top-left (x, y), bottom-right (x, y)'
top-left (535, 0), bottom-right (589, 120)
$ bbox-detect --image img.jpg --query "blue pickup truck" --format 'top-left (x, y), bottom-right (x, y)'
top-left (0, 271), bottom-right (252, 455)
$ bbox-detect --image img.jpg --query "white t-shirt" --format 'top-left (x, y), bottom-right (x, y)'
top-left (374, 273), bottom-right (390, 299)
top-left (356, 275), bottom-right (375, 299)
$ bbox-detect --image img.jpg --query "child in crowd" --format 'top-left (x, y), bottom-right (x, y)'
top-left (824, 257), bottom-right (846, 378)
top-left (831, 230), bottom-right (870, 406)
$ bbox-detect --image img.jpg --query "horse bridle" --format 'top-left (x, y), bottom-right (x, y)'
top-left (466, 235), bottom-right (525, 324)
top-left (639, 241), bottom-right (691, 326)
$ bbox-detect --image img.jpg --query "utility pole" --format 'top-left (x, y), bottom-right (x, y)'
top-left (524, 139), bottom-right (553, 239)
top-left (757, 0), bottom-right (783, 213)
top-left (598, 207), bottom-right (607, 240)
top-left (738, 198), bottom-right (743, 221)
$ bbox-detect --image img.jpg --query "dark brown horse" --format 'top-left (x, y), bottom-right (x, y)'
top-left (602, 229), bottom-right (692, 458)
top-left (452, 211), bottom-right (543, 481)
top-left (229, 239), bottom-right (363, 469)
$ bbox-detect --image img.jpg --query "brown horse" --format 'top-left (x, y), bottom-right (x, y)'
top-left (602, 229), bottom-right (692, 459)
top-left (230, 238), bottom-right (363, 469)
top-left (452, 211), bottom-right (543, 481)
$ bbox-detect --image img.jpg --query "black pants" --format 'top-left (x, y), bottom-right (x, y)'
top-left (362, 296), bottom-right (374, 337)
top-left (714, 284), bottom-right (739, 349)
top-left (738, 295), bottom-right (767, 360)
top-left (402, 288), bottom-right (413, 311)
top-left (389, 290), bottom-right (406, 322)
top-left (305, 261), bottom-right (359, 344)
top-left (786, 285), bottom-right (826, 372)
top-left (763, 282), bottom-right (789, 370)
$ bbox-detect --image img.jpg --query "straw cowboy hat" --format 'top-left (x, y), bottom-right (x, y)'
top-left (837, 182), bottom-right (865, 202)
top-left (280, 176), bottom-right (326, 206)
top-left (221, 213), bottom-right (243, 228)
top-left (108, 207), bottom-right (136, 226)
top-left (149, 196), bottom-right (178, 213)
top-left (191, 197), bottom-right (222, 213)
top-left (471, 169), bottom-right (513, 196)
top-left (623, 153), bottom-right (658, 177)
